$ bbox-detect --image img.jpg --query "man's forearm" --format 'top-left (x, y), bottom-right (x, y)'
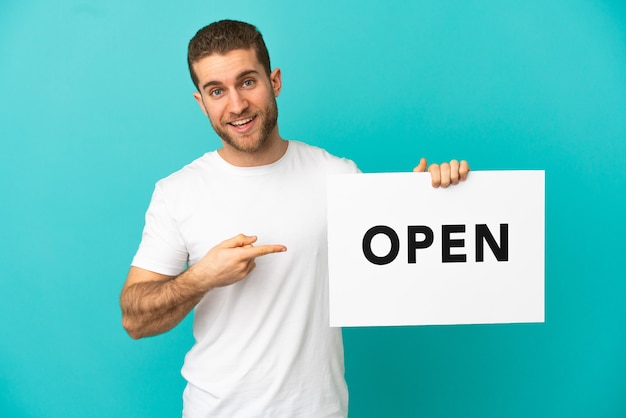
top-left (120, 269), bottom-right (208, 339)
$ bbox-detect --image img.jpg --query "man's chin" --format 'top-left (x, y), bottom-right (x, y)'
top-left (221, 135), bottom-right (267, 154)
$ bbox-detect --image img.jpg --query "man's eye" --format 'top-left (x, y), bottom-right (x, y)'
top-left (210, 88), bottom-right (223, 97)
top-left (242, 79), bottom-right (255, 88)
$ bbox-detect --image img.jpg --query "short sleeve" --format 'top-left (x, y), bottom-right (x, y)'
top-left (131, 184), bottom-right (189, 276)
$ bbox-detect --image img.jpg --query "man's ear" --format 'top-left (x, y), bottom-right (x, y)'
top-left (270, 68), bottom-right (282, 97)
top-left (193, 91), bottom-right (208, 116)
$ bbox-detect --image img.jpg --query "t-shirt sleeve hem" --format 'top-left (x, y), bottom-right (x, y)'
top-left (130, 257), bottom-right (186, 277)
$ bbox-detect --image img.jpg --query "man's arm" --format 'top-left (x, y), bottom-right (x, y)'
top-left (120, 234), bottom-right (287, 339)
top-left (120, 267), bottom-right (203, 340)
top-left (413, 158), bottom-right (470, 188)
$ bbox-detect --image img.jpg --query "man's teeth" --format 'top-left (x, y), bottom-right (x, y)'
top-left (230, 117), bottom-right (253, 126)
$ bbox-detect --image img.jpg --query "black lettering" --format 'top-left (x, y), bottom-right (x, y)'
top-left (407, 226), bottom-right (434, 263)
top-left (476, 224), bottom-right (509, 262)
top-left (442, 224), bottom-right (466, 263)
top-left (362, 225), bottom-right (400, 265)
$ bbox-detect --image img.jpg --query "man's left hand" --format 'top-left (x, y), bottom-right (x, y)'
top-left (413, 158), bottom-right (470, 188)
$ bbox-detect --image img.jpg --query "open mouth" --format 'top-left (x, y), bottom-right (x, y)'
top-left (228, 116), bottom-right (256, 131)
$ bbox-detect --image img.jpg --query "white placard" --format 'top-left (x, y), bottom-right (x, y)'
top-left (327, 170), bottom-right (544, 327)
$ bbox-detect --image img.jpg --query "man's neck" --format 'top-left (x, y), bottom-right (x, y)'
top-left (218, 135), bottom-right (288, 167)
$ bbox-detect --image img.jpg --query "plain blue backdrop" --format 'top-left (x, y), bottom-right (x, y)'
top-left (1, 1), bottom-right (625, 417)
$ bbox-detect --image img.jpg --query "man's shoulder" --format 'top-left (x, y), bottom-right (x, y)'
top-left (288, 140), bottom-right (359, 173)
top-left (288, 140), bottom-right (337, 158)
top-left (154, 151), bottom-right (216, 190)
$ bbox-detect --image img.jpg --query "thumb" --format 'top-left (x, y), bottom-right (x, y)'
top-left (413, 158), bottom-right (427, 172)
top-left (222, 234), bottom-right (258, 248)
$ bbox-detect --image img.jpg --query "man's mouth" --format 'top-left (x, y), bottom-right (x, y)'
top-left (228, 116), bottom-right (255, 129)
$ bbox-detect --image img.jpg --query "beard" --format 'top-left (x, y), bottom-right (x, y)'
top-left (210, 96), bottom-right (279, 153)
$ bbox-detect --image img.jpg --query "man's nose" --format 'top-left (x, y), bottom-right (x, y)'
top-left (228, 90), bottom-right (249, 115)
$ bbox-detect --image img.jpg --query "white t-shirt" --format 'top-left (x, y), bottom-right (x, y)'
top-left (132, 141), bottom-right (359, 417)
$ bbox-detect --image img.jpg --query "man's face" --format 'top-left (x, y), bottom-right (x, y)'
top-left (192, 48), bottom-right (281, 154)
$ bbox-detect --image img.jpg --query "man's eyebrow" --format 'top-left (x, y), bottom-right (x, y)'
top-left (201, 69), bottom-right (261, 92)
top-left (236, 69), bottom-right (261, 80)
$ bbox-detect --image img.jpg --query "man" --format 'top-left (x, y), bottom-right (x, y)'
top-left (120, 20), bottom-right (469, 417)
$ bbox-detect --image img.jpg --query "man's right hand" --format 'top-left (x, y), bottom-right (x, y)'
top-left (191, 234), bottom-right (287, 290)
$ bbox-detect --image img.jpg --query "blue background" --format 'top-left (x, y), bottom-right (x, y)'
top-left (1, 1), bottom-right (625, 417)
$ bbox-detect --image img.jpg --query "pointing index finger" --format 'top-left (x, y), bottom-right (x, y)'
top-left (245, 244), bottom-right (287, 258)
